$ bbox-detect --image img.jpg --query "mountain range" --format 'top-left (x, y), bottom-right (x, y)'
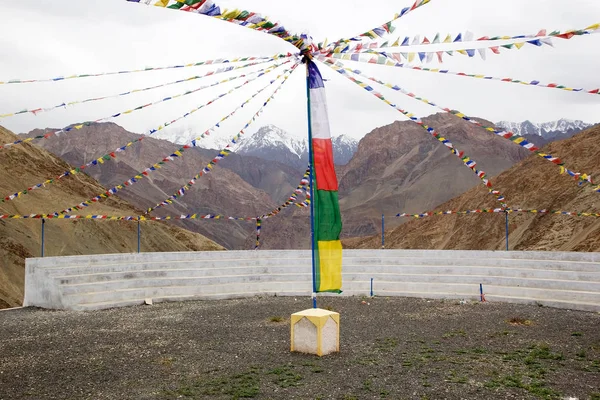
top-left (163, 124), bottom-right (358, 168)
top-left (496, 119), bottom-right (594, 140)
top-left (23, 122), bottom-right (304, 250)
top-left (19, 117), bottom-right (594, 250)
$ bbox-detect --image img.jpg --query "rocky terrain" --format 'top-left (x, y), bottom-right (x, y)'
top-left (345, 124), bottom-right (600, 252)
top-left (0, 125), bottom-right (222, 308)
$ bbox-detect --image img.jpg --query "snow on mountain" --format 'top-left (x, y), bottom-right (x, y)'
top-left (332, 134), bottom-right (358, 165)
top-left (154, 124), bottom-right (358, 168)
top-left (154, 127), bottom-right (232, 149)
top-left (236, 125), bottom-right (308, 157)
top-left (496, 119), bottom-right (594, 139)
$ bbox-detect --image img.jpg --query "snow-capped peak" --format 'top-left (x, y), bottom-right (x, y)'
top-left (152, 123), bottom-right (358, 167)
top-left (236, 125), bottom-right (307, 157)
top-left (332, 134), bottom-right (358, 147)
top-left (496, 119), bottom-right (594, 138)
top-left (152, 125), bottom-right (231, 149)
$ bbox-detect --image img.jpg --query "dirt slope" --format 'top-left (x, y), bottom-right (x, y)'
top-left (0, 125), bottom-right (222, 308)
top-left (345, 125), bottom-right (600, 251)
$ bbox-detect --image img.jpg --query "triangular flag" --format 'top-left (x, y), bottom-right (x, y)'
top-left (454, 33), bottom-right (462, 42)
top-left (422, 36), bottom-right (430, 44)
top-left (426, 52), bottom-right (434, 63)
top-left (527, 39), bottom-right (543, 46)
top-left (478, 48), bottom-right (487, 60)
top-left (411, 35), bottom-right (420, 45)
top-left (443, 34), bottom-right (452, 43)
top-left (585, 23), bottom-right (600, 31)
top-left (432, 33), bottom-right (440, 43)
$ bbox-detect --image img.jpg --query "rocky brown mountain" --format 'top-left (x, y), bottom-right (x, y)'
top-left (336, 113), bottom-right (534, 238)
top-left (24, 122), bottom-right (304, 249)
top-left (345, 125), bottom-right (600, 251)
top-left (0, 125), bottom-right (222, 309)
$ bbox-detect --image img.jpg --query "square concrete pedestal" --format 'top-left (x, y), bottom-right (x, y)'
top-left (290, 308), bottom-right (339, 356)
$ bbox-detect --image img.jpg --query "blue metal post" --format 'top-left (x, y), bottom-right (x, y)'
top-left (41, 218), bottom-right (45, 257)
top-left (137, 218), bottom-right (141, 254)
top-left (505, 211), bottom-right (509, 251)
top-left (370, 278), bottom-right (374, 297)
top-left (381, 213), bottom-right (385, 249)
top-left (480, 283), bottom-right (484, 302)
top-left (305, 59), bottom-right (317, 309)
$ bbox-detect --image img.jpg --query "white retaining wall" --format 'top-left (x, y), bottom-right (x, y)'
top-left (23, 250), bottom-right (600, 312)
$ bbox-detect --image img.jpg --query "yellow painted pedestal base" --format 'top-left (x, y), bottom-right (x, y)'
top-left (290, 308), bottom-right (340, 356)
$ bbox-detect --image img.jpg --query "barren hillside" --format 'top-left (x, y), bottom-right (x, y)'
top-left (345, 125), bottom-right (600, 251)
top-left (0, 125), bottom-right (222, 308)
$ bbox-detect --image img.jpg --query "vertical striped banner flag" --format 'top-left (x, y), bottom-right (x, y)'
top-left (307, 60), bottom-right (343, 293)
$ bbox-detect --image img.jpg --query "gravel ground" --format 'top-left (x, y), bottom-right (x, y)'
top-left (1, 297), bottom-right (599, 400)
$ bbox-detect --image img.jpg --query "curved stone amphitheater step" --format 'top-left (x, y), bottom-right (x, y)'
top-left (24, 250), bottom-right (600, 312)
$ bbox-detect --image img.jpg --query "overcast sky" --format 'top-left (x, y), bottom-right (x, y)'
top-left (0, 0), bottom-right (599, 142)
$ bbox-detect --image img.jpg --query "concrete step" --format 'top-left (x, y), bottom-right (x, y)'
top-left (38, 257), bottom-right (600, 279)
top-left (24, 250), bottom-right (600, 312)
top-left (65, 281), bottom-right (313, 306)
top-left (57, 272), bottom-right (600, 296)
top-left (30, 249), bottom-right (600, 269)
top-left (52, 263), bottom-right (600, 284)
top-left (62, 278), bottom-right (600, 307)
top-left (29, 251), bottom-right (310, 268)
top-left (60, 274), bottom-right (312, 295)
top-left (365, 282), bottom-right (600, 304)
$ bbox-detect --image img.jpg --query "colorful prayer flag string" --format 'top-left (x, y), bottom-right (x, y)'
top-left (0, 59), bottom-right (290, 152)
top-left (145, 62), bottom-right (301, 214)
top-left (149, 166), bottom-right (310, 221)
top-left (336, 37), bottom-right (554, 64)
top-left (322, 53), bottom-right (600, 95)
top-left (321, 0), bottom-right (433, 52)
top-left (324, 60), bottom-right (595, 187)
top-left (324, 59), bottom-right (508, 208)
top-left (127, 0), bottom-right (314, 54)
top-left (0, 53), bottom-right (290, 85)
top-left (396, 208), bottom-right (600, 218)
top-left (46, 64), bottom-right (299, 216)
top-left (260, 167), bottom-right (311, 219)
top-left (2, 207), bottom-right (598, 221)
top-left (0, 58), bottom-right (279, 119)
top-left (1, 60), bottom-right (295, 205)
top-left (322, 23), bottom-right (600, 56)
